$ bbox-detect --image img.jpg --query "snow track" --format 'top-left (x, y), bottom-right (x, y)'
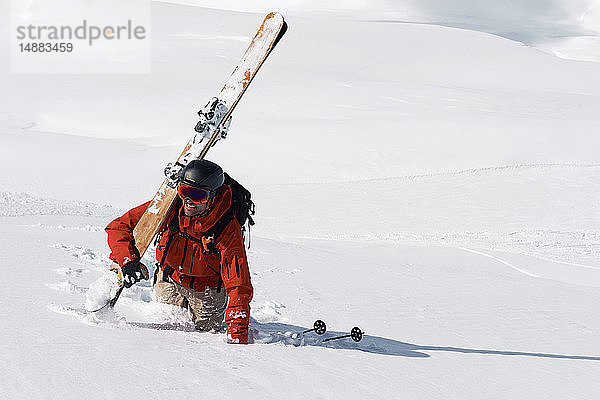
top-left (458, 246), bottom-right (539, 278)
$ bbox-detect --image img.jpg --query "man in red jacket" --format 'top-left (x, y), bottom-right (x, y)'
top-left (105, 160), bottom-right (253, 344)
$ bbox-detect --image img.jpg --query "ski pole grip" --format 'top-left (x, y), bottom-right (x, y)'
top-left (140, 263), bottom-right (150, 280)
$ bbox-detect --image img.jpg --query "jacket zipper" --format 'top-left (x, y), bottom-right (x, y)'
top-left (180, 234), bottom-right (189, 273)
top-left (189, 245), bottom-right (196, 274)
top-left (234, 255), bottom-right (240, 278)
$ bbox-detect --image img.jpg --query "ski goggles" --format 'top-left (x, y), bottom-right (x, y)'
top-left (177, 183), bottom-right (213, 204)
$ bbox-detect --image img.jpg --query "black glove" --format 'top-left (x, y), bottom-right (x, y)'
top-left (121, 260), bottom-right (144, 288)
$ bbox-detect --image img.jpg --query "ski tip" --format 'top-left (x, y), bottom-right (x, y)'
top-left (265, 11), bottom-right (283, 20)
top-left (272, 21), bottom-right (288, 47)
top-left (266, 11), bottom-right (285, 24)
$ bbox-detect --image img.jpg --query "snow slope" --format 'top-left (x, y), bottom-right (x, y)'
top-left (160, 0), bottom-right (600, 61)
top-left (1, 1), bottom-right (600, 399)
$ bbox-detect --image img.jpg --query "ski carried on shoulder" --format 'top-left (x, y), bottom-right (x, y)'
top-left (92, 12), bottom-right (287, 311)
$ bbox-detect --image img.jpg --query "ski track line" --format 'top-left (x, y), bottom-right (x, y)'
top-left (458, 246), bottom-right (539, 278)
top-left (520, 253), bottom-right (600, 271)
top-left (267, 162), bottom-right (600, 186)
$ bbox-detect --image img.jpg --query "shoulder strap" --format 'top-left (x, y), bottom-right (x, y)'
top-left (203, 206), bottom-right (235, 240)
top-left (162, 197), bottom-right (182, 233)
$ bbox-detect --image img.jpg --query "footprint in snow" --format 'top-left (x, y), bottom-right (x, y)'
top-left (50, 243), bottom-right (109, 265)
top-left (54, 266), bottom-right (86, 277)
top-left (46, 280), bottom-right (88, 294)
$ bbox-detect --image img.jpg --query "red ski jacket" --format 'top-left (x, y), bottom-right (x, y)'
top-left (105, 185), bottom-right (253, 343)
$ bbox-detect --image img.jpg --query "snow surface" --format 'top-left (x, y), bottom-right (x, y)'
top-left (1, 1), bottom-right (600, 399)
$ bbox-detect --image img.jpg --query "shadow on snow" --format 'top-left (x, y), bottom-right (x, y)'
top-left (252, 320), bottom-right (600, 361)
top-left (58, 304), bottom-right (600, 362)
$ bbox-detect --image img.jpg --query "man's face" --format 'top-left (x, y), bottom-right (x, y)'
top-left (183, 197), bottom-right (210, 217)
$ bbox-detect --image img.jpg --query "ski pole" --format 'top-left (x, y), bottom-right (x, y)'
top-left (91, 286), bottom-right (124, 313)
top-left (322, 327), bottom-right (364, 343)
top-left (92, 263), bottom-right (149, 313)
top-left (302, 319), bottom-right (327, 335)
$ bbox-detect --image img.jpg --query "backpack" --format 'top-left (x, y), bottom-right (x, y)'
top-left (224, 172), bottom-right (255, 233)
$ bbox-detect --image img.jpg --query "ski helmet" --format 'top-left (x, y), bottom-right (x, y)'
top-left (180, 159), bottom-right (224, 192)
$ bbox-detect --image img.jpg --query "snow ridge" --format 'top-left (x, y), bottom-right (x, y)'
top-left (0, 192), bottom-right (118, 217)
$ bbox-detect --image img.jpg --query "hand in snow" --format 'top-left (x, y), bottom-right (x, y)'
top-left (121, 260), bottom-right (147, 288)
